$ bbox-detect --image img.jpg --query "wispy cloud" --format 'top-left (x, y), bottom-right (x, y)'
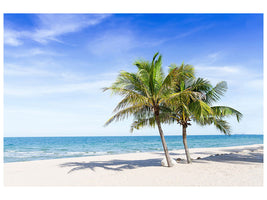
top-left (4, 29), bottom-right (24, 46)
top-left (207, 52), bottom-right (221, 59)
top-left (5, 47), bottom-right (63, 58)
top-left (88, 30), bottom-right (137, 55)
top-left (32, 14), bottom-right (110, 44)
top-left (4, 62), bottom-right (118, 83)
top-left (87, 24), bottom-right (213, 56)
top-left (4, 62), bottom-right (118, 97)
top-left (5, 80), bottom-right (113, 97)
top-left (189, 50), bottom-right (224, 66)
top-left (4, 14), bottom-right (111, 46)
top-left (144, 24), bottom-right (214, 47)
top-left (4, 63), bottom-right (55, 77)
top-left (175, 24), bottom-right (214, 39)
top-left (195, 63), bottom-right (263, 97)
top-left (192, 52), bottom-right (244, 84)
top-left (206, 51), bottom-right (224, 63)
top-left (195, 65), bottom-right (241, 74)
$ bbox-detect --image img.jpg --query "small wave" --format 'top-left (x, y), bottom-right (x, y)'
top-left (4, 151), bottom-right (51, 158)
top-left (5, 150), bottom-right (16, 152)
top-left (46, 152), bottom-right (55, 155)
top-left (40, 148), bottom-right (49, 151)
top-left (58, 149), bottom-right (68, 151)
top-left (66, 152), bottom-right (85, 155)
top-left (107, 151), bottom-right (116, 154)
top-left (93, 151), bottom-right (108, 155)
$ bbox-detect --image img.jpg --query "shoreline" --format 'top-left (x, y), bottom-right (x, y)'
top-left (4, 143), bottom-right (263, 164)
top-left (4, 144), bottom-right (263, 186)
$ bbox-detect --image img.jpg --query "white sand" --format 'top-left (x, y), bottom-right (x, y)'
top-left (4, 144), bottom-right (263, 186)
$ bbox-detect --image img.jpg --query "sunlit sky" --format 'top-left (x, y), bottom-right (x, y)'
top-left (4, 14), bottom-right (263, 137)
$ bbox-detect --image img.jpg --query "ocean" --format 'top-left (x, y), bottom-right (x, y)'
top-left (4, 135), bottom-right (263, 163)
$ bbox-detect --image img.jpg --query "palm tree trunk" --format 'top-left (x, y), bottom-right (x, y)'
top-left (155, 114), bottom-right (173, 167)
top-left (182, 125), bottom-right (192, 164)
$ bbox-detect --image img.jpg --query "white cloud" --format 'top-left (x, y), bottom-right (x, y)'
top-left (140, 25), bottom-right (215, 48)
top-left (4, 29), bottom-right (24, 46)
top-left (206, 51), bottom-right (224, 63)
top-left (88, 30), bottom-right (137, 55)
top-left (4, 63), bottom-right (55, 77)
top-left (5, 48), bottom-right (63, 58)
top-left (193, 53), bottom-right (263, 87)
top-left (4, 14), bottom-right (111, 46)
top-left (208, 52), bottom-right (221, 59)
top-left (195, 65), bottom-right (240, 74)
top-left (4, 106), bottom-right (133, 136)
top-left (4, 62), bottom-right (59, 77)
top-left (4, 61), bottom-right (119, 84)
top-left (86, 23), bottom-right (214, 57)
top-left (4, 80), bottom-right (113, 97)
top-left (245, 79), bottom-right (263, 89)
top-left (194, 63), bottom-right (263, 103)
top-left (32, 14), bottom-right (110, 44)
top-left (174, 24), bottom-right (213, 39)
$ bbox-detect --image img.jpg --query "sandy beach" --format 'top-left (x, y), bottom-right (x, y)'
top-left (4, 144), bottom-right (263, 186)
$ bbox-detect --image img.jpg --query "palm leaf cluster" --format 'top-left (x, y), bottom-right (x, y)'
top-left (131, 77), bottom-right (242, 135)
top-left (103, 53), bottom-right (196, 127)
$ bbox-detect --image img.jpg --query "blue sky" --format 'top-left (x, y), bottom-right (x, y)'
top-left (4, 14), bottom-right (263, 137)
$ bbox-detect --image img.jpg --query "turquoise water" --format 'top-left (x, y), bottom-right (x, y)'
top-left (4, 135), bottom-right (263, 163)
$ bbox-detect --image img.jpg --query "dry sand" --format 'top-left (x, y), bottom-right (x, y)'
top-left (4, 144), bottom-right (263, 186)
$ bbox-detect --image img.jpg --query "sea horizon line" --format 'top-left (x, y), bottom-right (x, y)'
top-left (4, 133), bottom-right (263, 138)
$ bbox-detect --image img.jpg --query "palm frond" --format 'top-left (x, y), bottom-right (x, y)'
top-left (157, 67), bottom-right (180, 99)
top-left (194, 116), bottom-right (231, 135)
top-left (169, 63), bottom-right (195, 83)
top-left (188, 78), bottom-right (212, 94)
top-left (211, 106), bottom-right (243, 122)
top-left (189, 100), bottom-right (213, 123)
top-left (113, 93), bottom-right (149, 112)
top-left (104, 104), bottom-right (145, 126)
top-left (205, 81), bottom-right (227, 105)
top-left (212, 118), bottom-right (231, 135)
top-left (130, 110), bottom-right (175, 132)
top-left (162, 89), bottom-right (201, 105)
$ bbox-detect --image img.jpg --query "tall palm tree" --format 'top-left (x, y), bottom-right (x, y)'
top-left (131, 72), bottom-right (243, 164)
top-left (103, 53), bottom-right (195, 167)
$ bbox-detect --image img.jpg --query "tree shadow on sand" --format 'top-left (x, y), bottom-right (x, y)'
top-left (60, 147), bottom-right (263, 173)
top-left (194, 151), bottom-right (263, 164)
top-left (152, 145), bottom-right (263, 165)
top-left (59, 158), bottom-right (162, 173)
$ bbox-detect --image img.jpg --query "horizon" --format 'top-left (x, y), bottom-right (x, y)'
top-left (4, 133), bottom-right (264, 138)
top-left (4, 14), bottom-right (263, 137)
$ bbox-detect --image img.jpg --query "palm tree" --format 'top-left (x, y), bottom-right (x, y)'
top-left (131, 71), bottom-right (243, 164)
top-left (103, 53), bottom-right (195, 167)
